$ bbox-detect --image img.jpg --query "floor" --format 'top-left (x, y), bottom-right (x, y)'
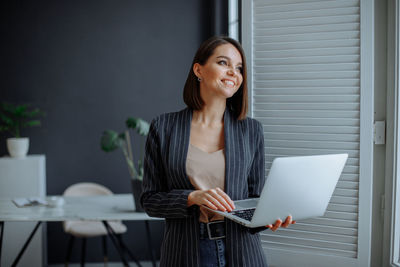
top-left (49, 261), bottom-right (159, 267)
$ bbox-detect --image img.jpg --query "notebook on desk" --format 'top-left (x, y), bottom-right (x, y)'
top-left (12, 197), bottom-right (47, 207)
top-left (205, 154), bottom-right (348, 228)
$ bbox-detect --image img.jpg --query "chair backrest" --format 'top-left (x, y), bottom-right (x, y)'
top-left (62, 182), bottom-right (125, 235)
top-left (63, 182), bottom-right (113, 197)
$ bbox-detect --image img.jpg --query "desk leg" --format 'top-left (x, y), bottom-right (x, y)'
top-left (11, 221), bottom-right (42, 267)
top-left (102, 221), bottom-right (143, 267)
top-left (102, 221), bottom-right (131, 267)
top-left (115, 235), bottom-right (142, 267)
top-left (145, 221), bottom-right (156, 267)
top-left (0, 221), bottom-right (4, 265)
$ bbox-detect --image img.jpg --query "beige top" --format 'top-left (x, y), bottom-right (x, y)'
top-left (186, 144), bottom-right (225, 223)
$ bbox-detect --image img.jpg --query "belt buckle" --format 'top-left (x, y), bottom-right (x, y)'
top-left (206, 221), bottom-right (226, 240)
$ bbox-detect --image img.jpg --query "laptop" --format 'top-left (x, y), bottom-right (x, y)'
top-left (205, 154), bottom-right (348, 228)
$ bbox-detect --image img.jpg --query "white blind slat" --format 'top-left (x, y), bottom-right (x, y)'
top-left (256, 34), bottom-right (360, 46)
top-left (262, 227), bottom-right (357, 244)
top-left (255, 40), bottom-right (360, 52)
top-left (255, 95), bottom-right (359, 102)
top-left (254, 87), bottom-right (360, 94)
top-left (256, 71), bottom-right (359, 80)
top-left (254, 103), bottom-right (359, 110)
top-left (330, 196), bottom-right (358, 205)
top-left (262, 234), bottom-right (357, 251)
top-left (255, 0), bottom-right (353, 7)
top-left (266, 143), bottom-right (358, 152)
top-left (256, 7), bottom-right (359, 21)
top-left (254, 14), bottom-right (360, 28)
top-left (262, 241), bottom-right (357, 258)
top-left (255, 23), bottom-right (359, 36)
top-left (288, 222), bottom-right (358, 236)
top-left (255, 0), bottom-right (358, 12)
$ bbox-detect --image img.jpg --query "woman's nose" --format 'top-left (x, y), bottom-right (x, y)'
top-left (227, 68), bottom-right (237, 76)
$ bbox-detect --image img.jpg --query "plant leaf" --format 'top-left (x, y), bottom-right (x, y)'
top-left (126, 117), bottom-right (149, 136)
top-left (0, 103), bottom-right (45, 137)
top-left (26, 108), bottom-right (45, 118)
top-left (23, 120), bottom-right (41, 128)
top-left (15, 104), bottom-right (28, 117)
top-left (100, 130), bottom-right (124, 152)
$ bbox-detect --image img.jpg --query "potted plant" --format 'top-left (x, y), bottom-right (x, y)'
top-left (0, 103), bottom-right (44, 158)
top-left (101, 117), bottom-right (150, 211)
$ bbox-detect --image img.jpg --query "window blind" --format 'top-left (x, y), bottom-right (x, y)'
top-left (244, 0), bottom-right (374, 266)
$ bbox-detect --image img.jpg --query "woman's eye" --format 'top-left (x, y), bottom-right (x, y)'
top-left (218, 60), bottom-right (227, 65)
top-left (236, 66), bottom-right (243, 72)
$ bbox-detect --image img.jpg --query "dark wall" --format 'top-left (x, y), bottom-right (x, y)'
top-left (1, 0), bottom-right (227, 264)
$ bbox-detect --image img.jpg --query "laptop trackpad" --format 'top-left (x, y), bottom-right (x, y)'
top-left (234, 199), bottom-right (259, 209)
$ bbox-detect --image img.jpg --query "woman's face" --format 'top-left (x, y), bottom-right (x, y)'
top-left (194, 43), bottom-right (243, 100)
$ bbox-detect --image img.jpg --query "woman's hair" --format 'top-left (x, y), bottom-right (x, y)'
top-left (183, 36), bottom-right (248, 120)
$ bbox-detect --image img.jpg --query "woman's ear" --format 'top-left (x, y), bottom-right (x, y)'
top-left (193, 63), bottom-right (202, 79)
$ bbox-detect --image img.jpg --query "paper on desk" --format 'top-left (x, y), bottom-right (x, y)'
top-left (12, 197), bottom-right (48, 207)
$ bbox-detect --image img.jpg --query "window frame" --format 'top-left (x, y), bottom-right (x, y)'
top-left (393, 2), bottom-right (400, 264)
top-left (384, 0), bottom-right (400, 266)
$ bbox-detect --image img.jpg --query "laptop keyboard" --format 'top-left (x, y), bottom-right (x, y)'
top-left (232, 208), bottom-right (256, 221)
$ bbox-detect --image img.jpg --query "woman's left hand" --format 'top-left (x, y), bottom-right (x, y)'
top-left (267, 215), bottom-right (296, 232)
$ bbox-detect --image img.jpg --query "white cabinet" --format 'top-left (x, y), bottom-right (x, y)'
top-left (0, 155), bottom-right (46, 267)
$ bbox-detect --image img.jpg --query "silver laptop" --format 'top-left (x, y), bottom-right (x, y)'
top-left (206, 154), bottom-right (348, 228)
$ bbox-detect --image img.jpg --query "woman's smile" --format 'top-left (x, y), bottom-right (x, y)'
top-left (221, 79), bottom-right (235, 87)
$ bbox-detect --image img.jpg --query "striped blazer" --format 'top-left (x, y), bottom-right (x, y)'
top-left (141, 107), bottom-right (268, 267)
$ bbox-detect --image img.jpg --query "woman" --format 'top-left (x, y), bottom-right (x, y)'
top-left (141, 36), bottom-right (294, 267)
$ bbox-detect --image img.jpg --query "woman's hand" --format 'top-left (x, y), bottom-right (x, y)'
top-left (187, 187), bottom-right (235, 212)
top-left (267, 215), bottom-right (296, 232)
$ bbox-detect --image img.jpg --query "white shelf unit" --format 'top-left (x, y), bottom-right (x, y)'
top-left (0, 155), bottom-right (46, 267)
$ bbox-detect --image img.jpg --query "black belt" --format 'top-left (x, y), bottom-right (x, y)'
top-left (199, 221), bottom-right (226, 240)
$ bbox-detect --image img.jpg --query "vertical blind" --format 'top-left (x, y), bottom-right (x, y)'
top-left (251, 0), bottom-right (361, 259)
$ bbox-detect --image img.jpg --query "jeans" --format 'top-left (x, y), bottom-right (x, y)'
top-left (199, 238), bottom-right (226, 267)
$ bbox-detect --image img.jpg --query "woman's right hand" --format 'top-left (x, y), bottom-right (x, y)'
top-left (187, 187), bottom-right (235, 212)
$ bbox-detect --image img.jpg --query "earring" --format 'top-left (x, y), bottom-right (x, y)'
top-left (197, 77), bottom-right (202, 82)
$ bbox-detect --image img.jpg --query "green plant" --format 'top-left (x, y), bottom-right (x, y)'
top-left (101, 117), bottom-right (150, 181)
top-left (0, 103), bottom-right (44, 137)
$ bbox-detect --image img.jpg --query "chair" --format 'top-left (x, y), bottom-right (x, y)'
top-left (63, 182), bottom-right (127, 267)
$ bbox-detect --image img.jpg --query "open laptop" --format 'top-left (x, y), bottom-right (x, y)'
top-left (206, 154), bottom-right (348, 228)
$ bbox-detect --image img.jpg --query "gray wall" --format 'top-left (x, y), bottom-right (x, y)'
top-left (0, 0), bottom-right (227, 263)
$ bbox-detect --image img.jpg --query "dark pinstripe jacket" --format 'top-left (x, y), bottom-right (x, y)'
top-left (141, 107), bottom-right (268, 267)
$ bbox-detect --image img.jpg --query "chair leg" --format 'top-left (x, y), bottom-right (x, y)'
top-left (65, 235), bottom-right (75, 267)
top-left (102, 236), bottom-right (108, 266)
top-left (80, 237), bottom-right (86, 267)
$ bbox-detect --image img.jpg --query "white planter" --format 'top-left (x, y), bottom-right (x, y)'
top-left (6, 137), bottom-right (30, 158)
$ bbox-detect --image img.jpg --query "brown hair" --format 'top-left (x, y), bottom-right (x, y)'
top-left (183, 36), bottom-right (248, 120)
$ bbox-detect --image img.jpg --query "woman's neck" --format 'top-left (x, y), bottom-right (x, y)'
top-left (192, 101), bottom-right (225, 127)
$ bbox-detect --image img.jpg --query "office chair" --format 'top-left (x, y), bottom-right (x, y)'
top-left (62, 182), bottom-right (127, 267)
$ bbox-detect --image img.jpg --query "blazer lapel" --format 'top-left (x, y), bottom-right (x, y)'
top-left (168, 108), bottom-right (194, 190)
top-left (224, 108), bottom-right (246, 200)
top-left (224, 109), bottom-right (236, 199)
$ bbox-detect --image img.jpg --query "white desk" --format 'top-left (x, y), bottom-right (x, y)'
top-left (0, 194), bottom-right (162, 267)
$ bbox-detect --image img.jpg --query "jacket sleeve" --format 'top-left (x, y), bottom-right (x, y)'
top-left (140, 118), bottom-right (197, 219)
top-left (248, 120), bottom-right (269, 234)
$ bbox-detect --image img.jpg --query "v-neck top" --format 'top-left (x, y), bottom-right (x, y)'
top-left (186, 144), bottom-right (226, 222)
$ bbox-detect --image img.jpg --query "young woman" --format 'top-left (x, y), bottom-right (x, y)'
top-left (141, 36), bottom-right (294, 267)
